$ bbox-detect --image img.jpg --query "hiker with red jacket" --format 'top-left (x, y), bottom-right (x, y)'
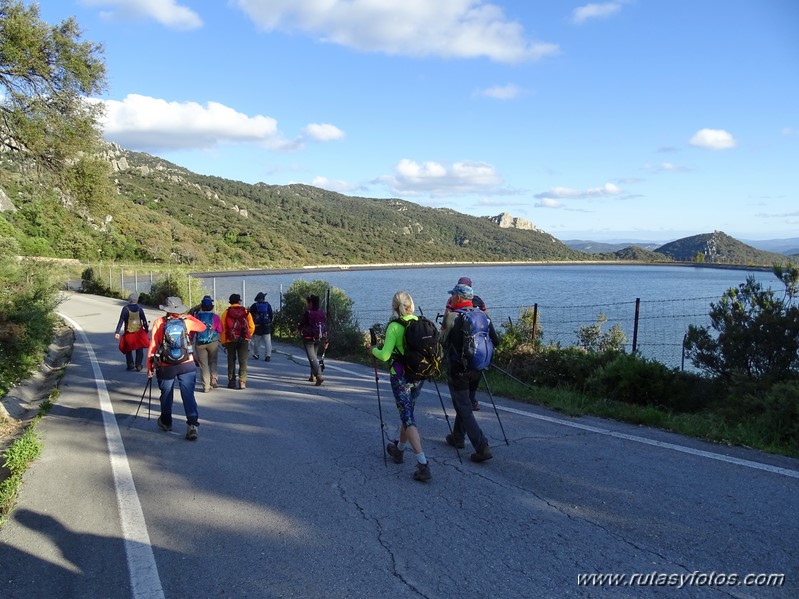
top-left (442, 276), bottom-right (487, 410)
top-left (115, 292), bottom-right (149, 371)
top-left (147, 296), bottom-right (206, 440)
top-left (221, 293), bottom-right (255, 389)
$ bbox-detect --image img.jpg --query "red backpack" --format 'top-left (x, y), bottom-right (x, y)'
top-left (226, 305), bottom-right (249, 341)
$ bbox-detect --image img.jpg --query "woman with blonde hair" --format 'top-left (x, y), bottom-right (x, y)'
top-left (371, 291), bottom-right (431, 482)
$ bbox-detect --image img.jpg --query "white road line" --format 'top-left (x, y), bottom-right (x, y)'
top-left (316, 355), bottom-right (799, 480)
top-left (59, 314), bottom-right (165, 599)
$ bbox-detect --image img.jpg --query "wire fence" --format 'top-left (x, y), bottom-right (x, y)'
top-left (70, 264), bottom-right (722, 371)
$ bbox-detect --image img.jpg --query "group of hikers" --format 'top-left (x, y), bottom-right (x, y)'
top-left (113, 276), bottom-right (500, 484)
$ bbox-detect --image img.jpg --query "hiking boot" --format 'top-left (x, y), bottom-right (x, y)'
top-left (135, 364), bottom-right (143, 372)
top-left (239, 380), bottom-right (246, 389)
top-left (308, 375), bottom-right (315, 382)
top-left (157, 416), bottom-right (172, 432)
top-left (446, 433), bottom-right (465, 449)
top-left (471, 444), bottom-right (493, 463)
top-left (413, 462), bottom-right (432, 482)
top-left (227, 379), bottom-right (237, 389)
top-left (203, 384), bottom-right (210, 393)
top-left (126, 364), bottom-right (135, 371)
top-left (210, 376), bottom-right (218, 388)
top-left (315, 376), bottom-right (324, 386)
top-left (264, 356), bottom-right (271, 362)
top-left (386, 442), bottom-right (404, 464)
top-left (471, 400), bottom-right (480, 411)
top-left (186, 424), bottom-right (198, 441)
top-left (252, 354), bottom-right (259, 360)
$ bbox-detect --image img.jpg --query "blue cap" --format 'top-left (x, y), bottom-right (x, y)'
top-left (448, 283), bottom-right (474, 299)
top-left (201, 295), bottom-right (213, 307)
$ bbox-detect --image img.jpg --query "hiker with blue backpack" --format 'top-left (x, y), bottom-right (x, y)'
top-left (249, 291), bottom-right (274, 362)
top-left (147, 297), bottom-right (207, 440)
top-left (193, 295), bottom-right (223, 393)
top-left (440, 283), bottom-right (499, 463)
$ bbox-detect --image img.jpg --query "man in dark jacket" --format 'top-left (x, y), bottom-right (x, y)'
top-left (248, 291), bottom-right (274, 361)
top-left (440, 283), bottom-right (499, 463)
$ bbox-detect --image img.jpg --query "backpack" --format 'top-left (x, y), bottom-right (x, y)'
top-left (226, 305), bottom-right (249, 342)
top-left (253, 301), bottom-right (272, 327)
top-left (302, 310), bottom-right (327, 342)
top-left (395, 316), bottom-right (442, 381)
top-left (126, 306), bottom-right (142, 333)
top-left (159, 317), bottom-right (191, 365)
top-left (456, 308), bottom-right (494, 371)
top-left (195, 311), bottom-right (219, 345)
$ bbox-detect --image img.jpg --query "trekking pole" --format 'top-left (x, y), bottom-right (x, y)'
top-left (481, 371), bottom-right (509, 446)
top-left (131, 377), bottom-right (153, 425)
top-left (431, 378), bottom-right (462, 464)
top-left (370, 328), bottom-right (388, 467)
top-left (490, 363), bottom-right (537, 393)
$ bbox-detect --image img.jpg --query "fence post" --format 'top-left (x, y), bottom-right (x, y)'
top-left (681, 333), bottom-right (687, 371)
top-left (213, 278), bottom-right (217, 302)
top-left (188, 273), bottom-right (192, 307)
top-left (632, 297), bottom-right (640, 353)
top-left (109, 267), bottom-right (113, 291)
top-left (120, 268), bottom-right (124, 291)
top-left (242, 280), bottom-right (246, 303)
top-left (531, 303), bottom-right (538, 344)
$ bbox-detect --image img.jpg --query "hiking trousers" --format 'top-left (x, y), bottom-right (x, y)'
top-left (156, 368), bottom-right (199, 426)
top-left (251, 333), bottom-right (272, 359)
top-left (194, 341), bottom-right (219, 389)
top-left (303, 340), bottom-right (322, 377)
top-left (447, 362), bottom-right (488, 452)
top-left (225, 340), bottom-right (249, 382)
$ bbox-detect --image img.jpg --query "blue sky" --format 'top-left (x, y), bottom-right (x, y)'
top-left (39, 1), bottom-right (798, 242)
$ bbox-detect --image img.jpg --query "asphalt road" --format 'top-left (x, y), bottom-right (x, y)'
top-left (0, 292), bottom-right (797, 599)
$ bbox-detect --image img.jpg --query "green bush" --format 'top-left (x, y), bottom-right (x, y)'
top-left (756, 381), bottom-right (799, 449)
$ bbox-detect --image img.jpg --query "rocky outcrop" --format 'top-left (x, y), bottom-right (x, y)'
top-left (486, 212), bottom-right (539, 231)
top-left (0, 187), bottom-right (16, 212)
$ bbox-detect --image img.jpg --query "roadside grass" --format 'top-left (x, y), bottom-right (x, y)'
top-left (0, 390), bottom-right (58, 526)
top-left (482, 369), bottom-right (799, 459)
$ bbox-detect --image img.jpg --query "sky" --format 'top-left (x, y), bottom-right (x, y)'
top-left (37, 0), bottom-right (799, 243)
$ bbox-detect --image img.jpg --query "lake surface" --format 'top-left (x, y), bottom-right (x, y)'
top-left (196, 264), bottom-right (779, 368)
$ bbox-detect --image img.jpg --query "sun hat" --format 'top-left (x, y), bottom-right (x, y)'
top-left (448, 283), bottom-right (474, 299)
top-left (201, 295), bottom-right (214, 308)
top-left (255, 292), bottom-right (266, 302)
top-left (457, 276), bottom-right (473, 287)
top-left (128, 292), bottom-right (139, 303)
top-left (229, 293), bottom-right (241, 304)
top-left (159, 296), bottom-right (188, 314)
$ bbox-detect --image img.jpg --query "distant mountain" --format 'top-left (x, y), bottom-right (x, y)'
top-left (607, 246), bottom-right (669, 261)
top-left (742, 237), bottom-right (799, 256)
top-left (655, 231), bottom-right (788, 265)
top-left (564, 240), bottom-right (662, 253)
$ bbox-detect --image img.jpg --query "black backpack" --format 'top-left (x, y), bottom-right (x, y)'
top-left (395, 316), bottom-right (442, 381)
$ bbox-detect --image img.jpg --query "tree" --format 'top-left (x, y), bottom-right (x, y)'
top-left (683, 268), bottom-right (799, 383)
top-left (0, 0), bottom-right (106, 177)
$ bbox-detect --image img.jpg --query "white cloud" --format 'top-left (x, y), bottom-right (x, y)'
top-left (302, 123), bottom-right (345, 142)
top-left (689, 128), bottom-right (737, 150)
top-left (233, 0), bottom-right (559, 63)
top-left (534, 182), bottom-right (622, 199)
top-left (379, 159), bottom-right (503, 197)
top-left (98, 94), bottom-right (342, 152)
top-left (477, 84), bottom-right (524, 100)
top-left (79, 0), bottom-right (202, 30)
top-left (644, 162), bottom-right (689, 173)
top-left (571, 2), bottom-right (623, 24)
top-left (782, 127), bottom-right (799, 138)
top-left (535, 198), bottom-right (562, 208)
top-left (311, 176), bottom-right (358, 193)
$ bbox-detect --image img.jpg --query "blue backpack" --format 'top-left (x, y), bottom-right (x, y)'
top-left (456, 308), bottom-right (494, 371)
top-left (253, 301), bottom-right (272, 327)
top-left (195, 311), bottom-right (218, 345)
top-left (159, 317), bottom-right (192, 364)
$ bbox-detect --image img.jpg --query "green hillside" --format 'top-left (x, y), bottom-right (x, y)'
top-left (0, 144), bottom-right (586, 268)
top-left (655, 231), bottom-right (787, 266)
